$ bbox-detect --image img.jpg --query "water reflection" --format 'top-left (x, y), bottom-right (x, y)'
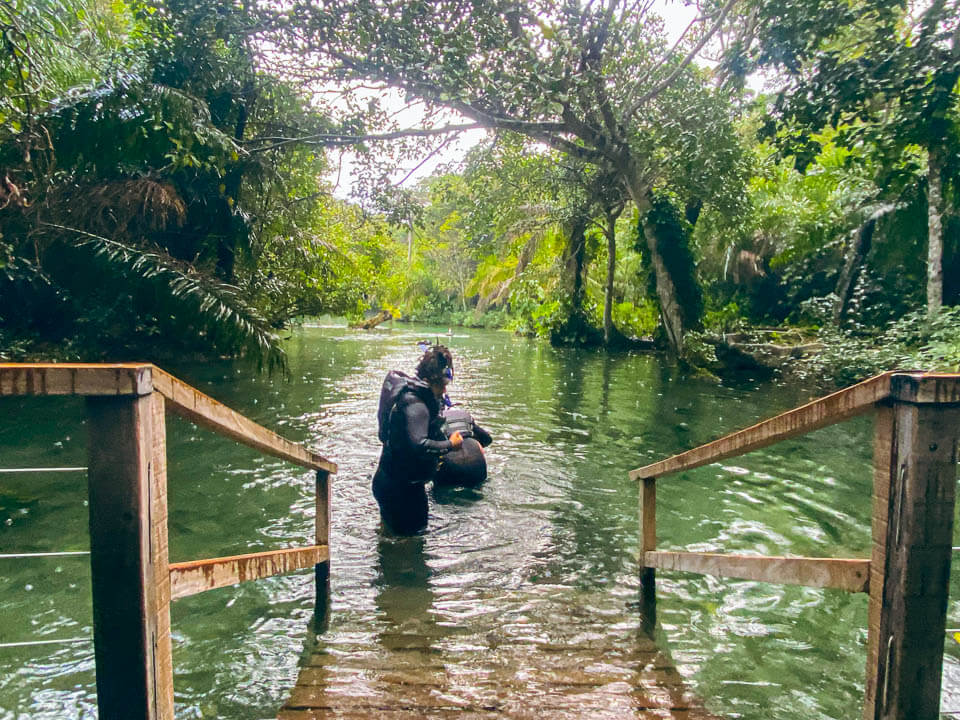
top-left (548, 349), bottom-right (591, 445)
top-left (374, 534), bottom-right (437, 652)
top-left (431, 482), bottom-right (485, 508)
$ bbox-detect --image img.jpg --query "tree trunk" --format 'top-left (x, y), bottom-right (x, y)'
top-left (550, 214), bottom-right (594, 346)
top-left (927, 146), bottom-right (944, 318)
top-left (406, 219), bottom-right (414, 264)
top-left (562, 215), bottom-right (588, 312)
top-left (603, 205), bottom-right (623, 345)
top-left (833, 216), bottom-right (876, 323)
top-left (623, 173), bottom-right (685, 354)
top-left (458, 262), bottom-right (468, 312)
top-left (641, 217), bottom-right (685, 353)
top-left (350, 309), bottom-right (393, 329)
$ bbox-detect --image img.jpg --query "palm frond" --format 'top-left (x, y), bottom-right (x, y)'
top-left (40, 222), bottom-right (286, 371)
top-left (50, 179), bottom-right (187, 240)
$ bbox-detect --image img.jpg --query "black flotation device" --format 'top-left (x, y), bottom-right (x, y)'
top-left (377, 370), bottom-right (422, 443)
top-left (436, 407), bottom-right (487, 487)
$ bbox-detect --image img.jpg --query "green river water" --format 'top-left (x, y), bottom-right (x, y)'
top-left (1, 323), bottom-right (959, 719)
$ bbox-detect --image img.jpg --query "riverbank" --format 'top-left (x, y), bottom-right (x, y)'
top-left (4, 305), bottom-right (958, 390)
top-left (687, 306), bottom-right (960, 388)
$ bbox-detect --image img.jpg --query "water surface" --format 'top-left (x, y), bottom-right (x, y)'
top-left (1, 323), bottom-right (957, 719)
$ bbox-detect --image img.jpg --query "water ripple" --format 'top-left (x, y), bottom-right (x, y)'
top-left (0, 327), bottom-right (891, 720)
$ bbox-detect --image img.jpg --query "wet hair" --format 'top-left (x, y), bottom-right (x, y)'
top-left (415, 345), bottom-right (454, 385)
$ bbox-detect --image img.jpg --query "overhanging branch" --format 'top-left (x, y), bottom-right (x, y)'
top-left (246, 123), bottom-right (485, 152)
top-left (627, 0), bottom-right (737, 115)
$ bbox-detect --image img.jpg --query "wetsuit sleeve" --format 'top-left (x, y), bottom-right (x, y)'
top-left (472, 421), bottom-right (493, 447)
top-left (402, 399), bottom-right (453, 457)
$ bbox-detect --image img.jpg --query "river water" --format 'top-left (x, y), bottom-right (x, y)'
top-left (1, 323), bottom-right (958, 719)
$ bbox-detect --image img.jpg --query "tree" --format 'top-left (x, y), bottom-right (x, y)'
top-left (0, 0), bottom-right (379, 365)
top-left (445, 135), bottom-right (598, 335)
top-left (722, 0), bottom-right (960, 317)
top-left (269, 0), bottom-right (747, 353)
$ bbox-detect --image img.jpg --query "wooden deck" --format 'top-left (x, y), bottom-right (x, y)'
top-left (278, 626), bottom-right (719, 719)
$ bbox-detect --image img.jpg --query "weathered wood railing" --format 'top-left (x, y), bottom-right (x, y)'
top-left (631, 370), bottom-right (960, 720)
top-left (0, 363), bottom-right (336, 720)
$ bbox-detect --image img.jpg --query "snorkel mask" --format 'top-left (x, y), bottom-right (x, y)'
top-left (434, 346), bottom-right (454, 406)
top-left (438, 351), bottom-right (454, 383)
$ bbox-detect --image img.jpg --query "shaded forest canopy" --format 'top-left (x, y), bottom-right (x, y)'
top-left (1, 0), bottom-right (957, 379)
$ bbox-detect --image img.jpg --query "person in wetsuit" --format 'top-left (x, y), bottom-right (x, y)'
top-left (373, 345), bottom-right (463, 535)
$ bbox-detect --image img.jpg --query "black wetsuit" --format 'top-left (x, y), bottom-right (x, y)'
top-left (373, 380), bottom-right (453, 535)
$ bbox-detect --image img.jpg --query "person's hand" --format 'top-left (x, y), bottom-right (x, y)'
top-left (449, 431), bottom-right (463, 449)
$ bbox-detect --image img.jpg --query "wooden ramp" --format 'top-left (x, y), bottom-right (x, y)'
top-left (278, 621), bottom-right (719, 719)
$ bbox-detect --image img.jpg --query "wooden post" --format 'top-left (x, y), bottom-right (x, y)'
top-left (314, 469), bottom-right (331, 633)
top-left (639, 476), bottom-right (657, 630)
top-left (87, 393), bottom-right (174, 720)
top-left (864, 405), bottom-right (894, 719)
top-left (864, 374), bottom-right (960, 720)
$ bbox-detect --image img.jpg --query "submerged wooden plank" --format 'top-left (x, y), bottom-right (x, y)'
top-left (278, 711), bottom-right (500, 720)
top-left (278, 712), bottom-right (714, 720)
top-left (281, 615), bottom-right (722, 719)
top-left (644, 551), bottom-right (870, 593)
top-left (150, 366), bottom-right (336, 473)
top-left (280, 684), bottom-right (718, 717)
top-left (169, 545), bottom-right (329, 600)
top-left (282, 684), bottom-right (708, 712)
top-left (0, 363), bottom-right (153, 397)
top-left (630, 371), bottom-right (895, 481)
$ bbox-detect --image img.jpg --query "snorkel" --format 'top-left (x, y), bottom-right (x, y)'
top-left (439, 350), bottom-right (454, 407)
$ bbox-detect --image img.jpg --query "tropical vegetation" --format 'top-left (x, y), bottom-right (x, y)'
top-left (1, 0), bottom-right (957, 382)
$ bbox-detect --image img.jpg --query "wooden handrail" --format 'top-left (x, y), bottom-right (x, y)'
top-left (634, 370), bottom-right (960, 720)
top-left (149, 367), bottom-right (336, 473)
top-left (169, 545), bottom-right (330, 601)
top-left (0, 363), bottom-right (337, 720)
top-left (0, 363), bottom-right (336, 473)
top-left (643, 551), bottom-right (869, 593)
top-left (0, 363), bottom-right (153, 396)
top-left (2, 361), bottom-right (336, 720)
top-left (631, 371), bottom-right (960, 481)
top-left (630, 371), bottom-right (896, 481)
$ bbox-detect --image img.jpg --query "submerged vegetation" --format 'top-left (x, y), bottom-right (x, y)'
top-left (1, 0), bottom-right (957, 382)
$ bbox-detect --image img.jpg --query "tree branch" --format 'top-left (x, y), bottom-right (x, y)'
top-left (394, 135), bottom-right (455, 186)
top-left (246, 123), bottom-right (486, 152)
top-left (627, 0), bottom-right (738, 115)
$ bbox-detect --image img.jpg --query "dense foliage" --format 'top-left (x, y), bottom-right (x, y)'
top-left (1, 0), bottom-right (957, 382)
top-left (0, 0), bottom-right (386, 368)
